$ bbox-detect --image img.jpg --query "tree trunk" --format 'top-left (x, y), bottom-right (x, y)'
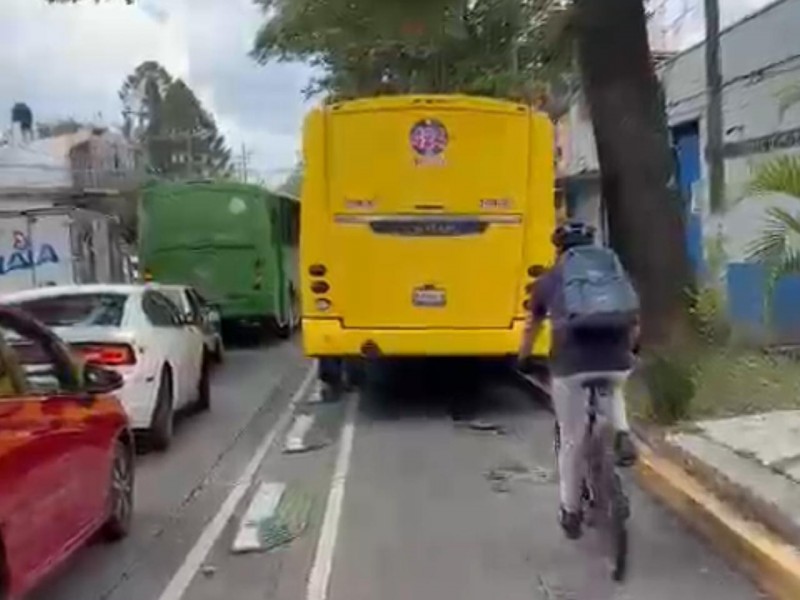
top-left (574, 0), bottom-right (692, 346)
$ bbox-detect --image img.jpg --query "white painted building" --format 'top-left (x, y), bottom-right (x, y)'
top-left (558, 0), bottom-right (800, 340)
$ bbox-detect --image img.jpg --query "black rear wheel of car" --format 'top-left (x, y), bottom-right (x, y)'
top-left (149, 370), bottom-right (174, 451)
top-left (102, 440), bottom-right (134, 542)
top-left (195, 356), bottom-right (211, 412)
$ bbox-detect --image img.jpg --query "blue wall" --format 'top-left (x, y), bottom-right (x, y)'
top-left (727, 262), bottom-right (800, 339)
top-left (672, 121), bottom-right (704, 277)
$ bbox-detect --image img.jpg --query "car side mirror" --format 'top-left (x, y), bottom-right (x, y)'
top-left (206, 306), bottom-right (221, 325)
top-left (85, 364), bottom-right (124, 394)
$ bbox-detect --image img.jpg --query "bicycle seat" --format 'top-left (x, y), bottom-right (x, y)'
top-left (582, 377), bottom-right (612, 390)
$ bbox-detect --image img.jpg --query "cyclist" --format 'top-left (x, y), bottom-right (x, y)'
top-left (517, 221), bottom-right (639, 541)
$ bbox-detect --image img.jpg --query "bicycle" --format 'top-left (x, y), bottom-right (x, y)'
top-left (554, 377), bottom-right (631, 582)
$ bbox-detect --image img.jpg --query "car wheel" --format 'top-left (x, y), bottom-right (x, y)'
top-left (102, 440), bottom-right (134, 542)
top-left (213, 340), bottom-right (224, 364)
top-left (149, 370), bottom-right (174, 452)
top-left (195, 356), bottom-right (211, 412)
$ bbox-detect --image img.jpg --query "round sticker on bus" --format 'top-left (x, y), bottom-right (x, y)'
top-left (410, 119), bottom-right (448, 157)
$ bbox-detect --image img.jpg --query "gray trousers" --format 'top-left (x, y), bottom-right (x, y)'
top-left (551, 370), bottom-right (631, 512)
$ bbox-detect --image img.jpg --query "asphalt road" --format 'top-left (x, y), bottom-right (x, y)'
top-left (31, 351), bottom-right (768, 600)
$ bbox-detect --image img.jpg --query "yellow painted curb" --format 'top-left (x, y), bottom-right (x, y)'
top-left (636, 443), bottom-right (800, 600)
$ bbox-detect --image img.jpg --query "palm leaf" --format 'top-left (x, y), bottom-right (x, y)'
top-left (749, 155), bottom-right (800, 199)
top-left (746, 207), bottom-right (800, 266)
top-left (778, 83), bottom-right (800, 120)
top-left (746, 207), bottom-right (800, 319)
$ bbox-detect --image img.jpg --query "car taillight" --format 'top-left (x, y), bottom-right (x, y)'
top-left (75, 343), bottom-right (137, 366)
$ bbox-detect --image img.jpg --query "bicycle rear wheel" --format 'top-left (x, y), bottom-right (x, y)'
top-left (586, 429), bottom-right (630, 582)
top-left (609, 471), bottom-right (630, 582)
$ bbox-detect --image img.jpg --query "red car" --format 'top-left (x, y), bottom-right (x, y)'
top-left (0, 307), bottom-right (134, 600)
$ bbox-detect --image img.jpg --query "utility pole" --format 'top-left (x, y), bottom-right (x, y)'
top-left (233, 144), bottom-right (253, 183)
top-left (241, 143), bottom-right (249, 183)
top-left (704, 0), bottom-right (725, 212)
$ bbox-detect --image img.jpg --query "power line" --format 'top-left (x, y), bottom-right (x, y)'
top-left (666, 51), bottom-right (800, 110)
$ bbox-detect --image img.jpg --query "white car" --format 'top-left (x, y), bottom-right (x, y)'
top-left (152, 284), bottom-right (224, 364)
top-left (1, 284), bottom-right (209, 451)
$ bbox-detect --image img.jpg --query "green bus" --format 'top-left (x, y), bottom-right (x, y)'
top-left (139, 181), bottom-right (299, 336)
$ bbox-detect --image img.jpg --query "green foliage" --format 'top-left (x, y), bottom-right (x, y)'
top-left (749, 155), bottom-right (800, 198)
top-left (119, 62), bottom-right (231, 178)
top-left (251, 0), bottom-right (574, 100)
top-left (746, 156), bottom-right (800, 304)
top-left (777, 83), bottom-right (800, 120)
top-left (641, 351), bottom-right (697, 425)
top-left (687, 285), bottom-right (730, 346)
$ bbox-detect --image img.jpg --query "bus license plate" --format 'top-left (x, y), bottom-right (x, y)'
top-left (413, 288), bottom-right (446, 307)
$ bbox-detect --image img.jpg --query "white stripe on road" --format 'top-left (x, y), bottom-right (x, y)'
top-left (284, 413), bottom-right (316, 453)
top-left (157, 365), bottom-right (316, 600)
top-left (231, 482), bottom-right (286, 553)
top-left (306, 393), bottom-right (359, 600)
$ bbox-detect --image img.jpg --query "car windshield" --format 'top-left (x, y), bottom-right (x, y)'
top-left (12, 294), bottom-right (128, 328)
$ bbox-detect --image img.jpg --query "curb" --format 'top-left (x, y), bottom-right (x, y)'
top-left (636, 442), bottom-right (800, 600)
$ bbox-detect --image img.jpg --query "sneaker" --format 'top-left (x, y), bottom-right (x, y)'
top-left (559, 507), bottom-right (583, 540)
top-left (614, 431), bottom-right (638, 467)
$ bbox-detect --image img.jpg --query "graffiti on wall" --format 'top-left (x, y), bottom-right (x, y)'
top-left (0, 231), bottom-right (60, 277)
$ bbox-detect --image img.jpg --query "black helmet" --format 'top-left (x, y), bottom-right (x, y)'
top-left (552, 221), bottom-right (596, 251)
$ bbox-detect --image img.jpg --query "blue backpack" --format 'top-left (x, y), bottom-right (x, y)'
top-left (559, 246), bottom-right (639, 331)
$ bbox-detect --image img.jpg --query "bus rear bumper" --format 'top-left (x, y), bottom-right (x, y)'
top-left (301, 318), bottom-right (550, 358)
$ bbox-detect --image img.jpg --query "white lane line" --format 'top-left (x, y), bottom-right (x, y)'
top-left (306, 393), bottom-right (359, 600)
top-left (157, 365), bottom-right (316, 600)
top-left (231, 482), bottom-right (286, 553)
top-left (284, 413), bottom-right (316, 453)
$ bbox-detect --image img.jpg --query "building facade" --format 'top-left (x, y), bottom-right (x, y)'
top-left (558, 0), bottom-right (800, 341)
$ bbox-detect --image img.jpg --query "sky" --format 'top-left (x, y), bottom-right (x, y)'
top-left (0, 0), bottom-right (779, 187)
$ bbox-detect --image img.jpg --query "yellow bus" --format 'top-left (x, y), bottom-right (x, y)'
top-left (300, 95), bottom-right (554, 368)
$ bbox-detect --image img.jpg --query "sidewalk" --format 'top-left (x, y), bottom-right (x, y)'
top-left (668, 411), bottom-right (800, 546)
top-left (635, 410), bottom-right (800, 600)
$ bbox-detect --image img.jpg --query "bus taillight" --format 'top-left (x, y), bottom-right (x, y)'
top-left (309, 264), bottom-right (327, 277)
top-left (311, 281), bottom-right (329, 294)
top-left (528, 265), bottom-right (546, 277)
top-left (315, 298), bottom-right (332, 312)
